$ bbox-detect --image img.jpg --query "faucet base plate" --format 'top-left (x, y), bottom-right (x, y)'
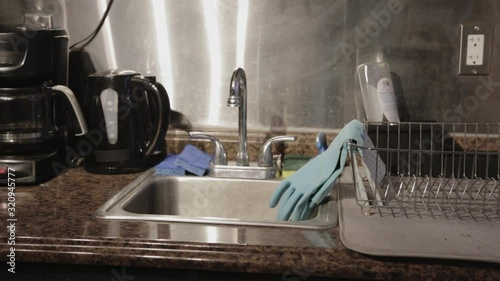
top-left (208, 162), bottom-right (277, 180)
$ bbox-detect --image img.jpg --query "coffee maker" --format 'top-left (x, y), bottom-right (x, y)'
top-left (0, 16), bottom-right (87, 184)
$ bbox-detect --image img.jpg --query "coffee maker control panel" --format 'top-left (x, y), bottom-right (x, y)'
top-left (0, 162), bottom-right (34, 182)
top-left (0, 151), bottom-right (58, 184)
top-left (100, 89), bottom-right (119, 145)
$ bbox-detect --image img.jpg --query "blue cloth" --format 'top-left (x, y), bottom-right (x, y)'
top-left (155, 154), bottom-right (185, 176)
top-left (269, 120), bottom-right (365, 221)
top-left (175, 144), bottom-right (213, 176)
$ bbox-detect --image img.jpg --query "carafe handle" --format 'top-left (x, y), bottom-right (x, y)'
top-left (131, 77), bottom-right (167, 156)
top-left (52, 85), bottom-right (88, 136)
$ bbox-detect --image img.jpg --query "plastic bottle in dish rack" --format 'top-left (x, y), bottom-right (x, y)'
top-left (376, 77), bottom-right (399, 122)
top-left (357, 62), bottom-right (399, 122)
top-left (357, 62), bottom-right (384, 122)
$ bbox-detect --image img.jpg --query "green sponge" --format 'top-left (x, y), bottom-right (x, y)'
top-left (282, 154), bottom-right (312, 178)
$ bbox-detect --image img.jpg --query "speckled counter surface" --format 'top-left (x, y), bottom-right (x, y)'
top-left (0, 167), bottom-right (499, 280)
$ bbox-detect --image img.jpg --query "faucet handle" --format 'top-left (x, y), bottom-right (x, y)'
top-left (258, 135), bottom-right (297, 167)
top-left (188, 132), bottom-right (228, 165)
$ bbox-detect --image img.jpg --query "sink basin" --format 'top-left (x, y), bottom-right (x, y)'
top-left (96, 170), bottom-right (337, 229)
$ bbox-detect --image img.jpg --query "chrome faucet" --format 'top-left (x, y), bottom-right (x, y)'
top-left (227, 68), bottom-right (249, 166)
top-left (187, 68), bottom-right (297, 179)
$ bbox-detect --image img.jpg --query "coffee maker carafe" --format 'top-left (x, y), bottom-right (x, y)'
top-left (0, 83), bottom-right (87, 154)
top-left (83, 70), bottom-right (170, 174)
top-left (0, 20), bottom-right (87, 184)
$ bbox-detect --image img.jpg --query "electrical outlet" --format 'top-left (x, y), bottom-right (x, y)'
top-left (458, 24), bottom-right (492, 75)
top-left (466, 34), bottom-right (484, 66)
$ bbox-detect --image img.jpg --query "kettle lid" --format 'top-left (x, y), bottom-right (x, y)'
top-left (89, 69), bottom-right (139, 77)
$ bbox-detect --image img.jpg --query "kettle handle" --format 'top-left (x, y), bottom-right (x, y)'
top-left (153, 81), bottom-right (171, 133)
top-left (131, 77), bottom-right (166, 156)
top-left (51, 85), bottom-right (89, 136)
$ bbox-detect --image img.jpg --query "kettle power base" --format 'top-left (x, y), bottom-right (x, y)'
top-left (0, 151), bottom-right (61, 185)
top-left (84, 152), bottom-right (165, 175)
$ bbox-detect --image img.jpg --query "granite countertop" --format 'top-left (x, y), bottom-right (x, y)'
top-left (1, 167), bottom-right (500, 280)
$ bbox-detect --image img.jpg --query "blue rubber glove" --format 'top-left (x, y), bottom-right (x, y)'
top-left (269, 120), bottom-right (364, 221)
top-left (296, 143), bottom-right (365, 221)
top-left (291, 171), bottom-right (337, 221)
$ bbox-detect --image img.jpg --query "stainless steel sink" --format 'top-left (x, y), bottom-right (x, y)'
top-left (96, 169), bottom-right (337, 229)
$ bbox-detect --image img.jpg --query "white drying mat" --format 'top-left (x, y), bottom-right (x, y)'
top-left (338, 184), bottom-right (500, 264)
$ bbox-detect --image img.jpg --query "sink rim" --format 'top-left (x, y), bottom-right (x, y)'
top-left (95, 169), bottom-right (338, 229)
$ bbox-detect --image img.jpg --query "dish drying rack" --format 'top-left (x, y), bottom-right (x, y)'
top-left (349, 122), bottom-right (500, 218)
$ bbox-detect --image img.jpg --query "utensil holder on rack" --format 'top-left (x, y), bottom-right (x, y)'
top-left (349, 122), bottom-right (500, 218)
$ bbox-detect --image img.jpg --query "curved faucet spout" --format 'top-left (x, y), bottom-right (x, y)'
top-left (227, 68), bottom-right (249, 166)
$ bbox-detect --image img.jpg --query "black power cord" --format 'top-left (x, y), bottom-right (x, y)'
top-left (69, 0), bottom-right (115, 51)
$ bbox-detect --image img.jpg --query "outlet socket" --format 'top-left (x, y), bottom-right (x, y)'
top-left (466, 34), bottom-right (484, 66)
top-left (458, 23), bottom-right (492, 75)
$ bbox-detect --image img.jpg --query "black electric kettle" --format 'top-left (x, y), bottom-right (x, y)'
top-left (83, 69), bottom-right (170, 174)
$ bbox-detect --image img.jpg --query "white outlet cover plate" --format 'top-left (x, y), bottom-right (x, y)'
top-left (459, 23), bottom-right (492, 75)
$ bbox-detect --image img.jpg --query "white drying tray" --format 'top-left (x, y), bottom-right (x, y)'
top-left (338, 183), bottom-right (500, 264)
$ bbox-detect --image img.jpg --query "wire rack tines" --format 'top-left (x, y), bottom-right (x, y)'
top-left (349, 122), bottom-right (500, 218)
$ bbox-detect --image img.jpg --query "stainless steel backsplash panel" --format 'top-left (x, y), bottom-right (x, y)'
top-left (2, 0), bottom-right (499, 131)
